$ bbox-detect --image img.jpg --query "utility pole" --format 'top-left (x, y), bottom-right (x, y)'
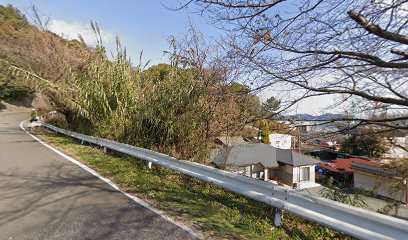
top-left (297, 122), bottom-right (301, 153)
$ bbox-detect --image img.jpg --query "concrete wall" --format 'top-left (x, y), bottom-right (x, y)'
top-left (354, 171), bottom-right (407, 203)
top-left (293, 166), bottom-right (299, 183)
top-left (292, 165), bottom-right (316, 190)
top-left (244, 163), bottom-right (265, 179)
top-left (304, 165), bottom-right (315, 183)
top-left (292, 165), bottom-right (315, 183)
top-left (271, 164), bottom-right (294, 186)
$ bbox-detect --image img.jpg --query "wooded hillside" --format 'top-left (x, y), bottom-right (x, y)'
top-left (0, 5), bottom-right (269, 162)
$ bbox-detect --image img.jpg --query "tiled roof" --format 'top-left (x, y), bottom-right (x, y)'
top-left (317, 158), bottom-right (381, 173)
top-left (278, 150), bottom-right (320, 166)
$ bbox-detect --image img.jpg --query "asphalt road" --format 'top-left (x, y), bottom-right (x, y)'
top-left (0, 112), bottom-right (197, 240)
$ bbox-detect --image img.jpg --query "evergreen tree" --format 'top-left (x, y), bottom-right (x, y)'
top-left (341, 134), bottom-right (388, 158)
top-left (260, 119), bottom-right (270, 144)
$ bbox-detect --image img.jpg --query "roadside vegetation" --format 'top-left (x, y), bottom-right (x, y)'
top-left (0, 4), bottom-right (87, 103)
top-left (341, 132), bottom-right (389, 158)
top-left (319, 177), bottom-right (368, 209)
top-left (0, 4), bottom-right (279, 162)
top-left (0, 72), bottom-right (32, 101)
top-left (0, 5), bottom-right (89, 81)
top-left (33, 127), bottom-right (352, 240)
top-left (0, 4), bottom-right (391, 238)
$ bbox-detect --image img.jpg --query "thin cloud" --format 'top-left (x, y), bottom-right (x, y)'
top-left (48, 19), bottom-right (115, 46)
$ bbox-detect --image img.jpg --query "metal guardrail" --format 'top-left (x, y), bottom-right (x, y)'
top-left (40, 123), bottom-right (408, 240)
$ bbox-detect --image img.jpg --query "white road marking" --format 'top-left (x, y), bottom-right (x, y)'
top-left (19, 120), bottom-right (202, 239)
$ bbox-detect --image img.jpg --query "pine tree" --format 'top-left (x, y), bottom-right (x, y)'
top-left (260, 120), bottom-right (270, 144)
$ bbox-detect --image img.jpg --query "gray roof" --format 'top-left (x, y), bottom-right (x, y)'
top-left (215, 136), bottom-right (247, 147)
top-left (276, 149), bottom-right (320, 166)
top-left (213, 143), bottom-right (279, 168)
top-left (213, 143), bottom-right (319, 168)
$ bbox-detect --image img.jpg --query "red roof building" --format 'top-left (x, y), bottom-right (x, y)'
top-left (317, 158), bottom-right (381, 173)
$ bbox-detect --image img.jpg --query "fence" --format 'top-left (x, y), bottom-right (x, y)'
top-left (40, 123), bottom-right (408, 240)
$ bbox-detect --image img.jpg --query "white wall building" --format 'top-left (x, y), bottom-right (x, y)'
top-left (269, 133), bottom-right (292, 149)
top-left (352, 162), bottom-right (407, 203)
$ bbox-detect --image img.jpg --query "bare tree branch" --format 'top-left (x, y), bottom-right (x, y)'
top-left (348, 10), bottom-right (408, 45)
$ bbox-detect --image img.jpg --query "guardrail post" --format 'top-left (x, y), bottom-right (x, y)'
top-left (81, 140), bottom-right (84, 145)
top-left (274, 209), bottom-right (283, 227)
top-left (38, 123), bottom-right (408, 239)
top-left (103, 146), bottom-right (107, 153)
top-left (147, 161), bottom-right (152, 170)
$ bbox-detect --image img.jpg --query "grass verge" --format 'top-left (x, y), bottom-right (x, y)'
top-left (32, 127), bottom-right (353, 240)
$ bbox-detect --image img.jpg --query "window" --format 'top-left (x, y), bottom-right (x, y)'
top-left (300, 167), bottom-right (310, 182)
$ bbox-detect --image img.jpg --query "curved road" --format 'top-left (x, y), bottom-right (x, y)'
top-left (0, 112), bottom-right (197, 240)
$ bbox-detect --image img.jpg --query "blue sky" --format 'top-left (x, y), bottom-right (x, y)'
top-left (0, 0), bottom-right (220, 65)
top-left (0, 0), bottom-right (336, 114)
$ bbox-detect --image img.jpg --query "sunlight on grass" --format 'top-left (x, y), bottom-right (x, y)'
top-left (33, 128), bottom-right (352, 240)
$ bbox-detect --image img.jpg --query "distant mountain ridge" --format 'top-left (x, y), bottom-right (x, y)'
top-left (281, 113), bottom-right (346, 121)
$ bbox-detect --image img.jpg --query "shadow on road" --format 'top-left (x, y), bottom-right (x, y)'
top-left (0, 162), bottom-right (195, 239)
top-left (0, 96), bottom-right (34, 112)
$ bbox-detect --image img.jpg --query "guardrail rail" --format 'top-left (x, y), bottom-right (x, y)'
top-left (40, 122), bottom-right (408, 240)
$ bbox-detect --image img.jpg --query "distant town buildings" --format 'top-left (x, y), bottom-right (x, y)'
top-left (276, 120), bottom-right (315, 132)
top-left (276, 120), bottom-right (338, 133)
top-left (211, 118), bottom-right (408, 205)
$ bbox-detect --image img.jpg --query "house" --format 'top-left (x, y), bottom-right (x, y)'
top-left (212, 143), bottom-right (320, 189)
top-left (351, 161), bottom-right (408, 204)
top-left (316, 158), bottom-right (372, 187)
top-left (273, 149), bottom-right (320, 189)
top-left (269, 133), bottom-right (292, 149)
